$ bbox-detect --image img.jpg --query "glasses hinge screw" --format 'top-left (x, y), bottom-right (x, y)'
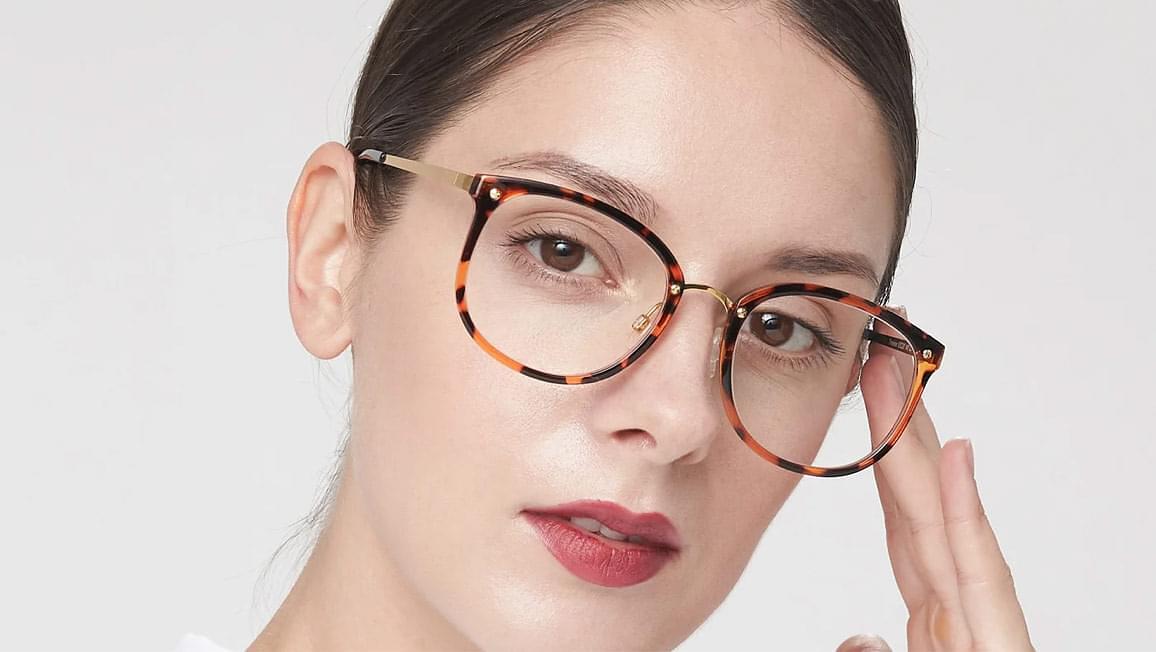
top-left (736, 307), bottom-right (748, 319)
top-left (669, 283), bottom-right (681, 295)
top-left (922, 349), bottom-right (933, 360)
top-left (489, 187), bottom-right (502, 201)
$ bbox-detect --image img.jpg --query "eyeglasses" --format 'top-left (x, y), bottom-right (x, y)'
top-left (353, 147), bottom-right (945, 477)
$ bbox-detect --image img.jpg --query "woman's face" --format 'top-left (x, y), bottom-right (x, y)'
top-left (299, 3), bottom-right (895, 649)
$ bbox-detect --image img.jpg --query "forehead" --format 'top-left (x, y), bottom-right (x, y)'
top-left (434, 3), bottom-right (897, 297)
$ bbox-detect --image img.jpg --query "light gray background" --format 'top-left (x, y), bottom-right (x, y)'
top-left (1, 1), bottom-right (1153, 650)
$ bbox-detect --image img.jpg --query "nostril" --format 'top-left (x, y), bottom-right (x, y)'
top-left (612, 428), bottom-right (657, 451)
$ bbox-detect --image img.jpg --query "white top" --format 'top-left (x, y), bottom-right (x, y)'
top-left (173, 633), bottom-right (232, 652)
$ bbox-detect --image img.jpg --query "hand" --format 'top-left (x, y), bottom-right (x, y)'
top-left (837, 307), bottom-right (1033, 652)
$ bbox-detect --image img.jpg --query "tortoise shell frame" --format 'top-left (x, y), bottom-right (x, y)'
top-left (354, 148), bottom-right (946, 477)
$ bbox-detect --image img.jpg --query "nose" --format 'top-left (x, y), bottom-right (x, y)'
top-left (587, 284), bottom-right (735, 467)
top-left (679, 283), bottom-right (735, 380)
top-left (628, 282), bottom-right (735, 379)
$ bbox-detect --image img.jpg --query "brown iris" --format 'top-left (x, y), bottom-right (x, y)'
top-left (542, 238), bottom-right (585, 273)
top-left (759, 312), bottom-right (793, 345)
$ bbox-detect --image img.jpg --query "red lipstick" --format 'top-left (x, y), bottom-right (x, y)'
top-left (522, 500), bottom-right (680, 588)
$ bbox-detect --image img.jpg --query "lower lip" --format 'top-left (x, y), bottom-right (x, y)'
top-left (522, 511), bottom-right (677, 588)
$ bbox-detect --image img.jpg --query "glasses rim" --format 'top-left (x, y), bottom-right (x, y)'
top-left (353, 147), bottom-right (946, 478)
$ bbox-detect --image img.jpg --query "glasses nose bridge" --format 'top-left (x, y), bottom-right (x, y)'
top-left (679, 282), bottom-right (735, 315)
top-left (672, 283), bottom-right (737, 381)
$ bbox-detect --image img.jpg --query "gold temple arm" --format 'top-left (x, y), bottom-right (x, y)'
top-left (356, 148), bottom-right (474, 193)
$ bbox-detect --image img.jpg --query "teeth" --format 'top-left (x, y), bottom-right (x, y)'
top-left (568, 516), bottom-right (638, 543)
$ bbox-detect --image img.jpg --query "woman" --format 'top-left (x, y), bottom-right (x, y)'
top-left (238, 0), bottom-right (1032, 649)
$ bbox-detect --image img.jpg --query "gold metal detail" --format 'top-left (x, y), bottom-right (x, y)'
top-left (489, 187), bottom-right (502, 201)
top-left (678, 283), bottom-right (735, 313)
top-left (702, 287), bottom-right (733, 312)
top-left (356, 149), bottom-right (474, 192)
top-left (632, 302), bottom-right (663, 332)
top-left (736, 307), bottom-right (748, 319)
top-left (669, 284), bottom-right (682, 295)
top-left (922, 349), bottom-right (933, 360)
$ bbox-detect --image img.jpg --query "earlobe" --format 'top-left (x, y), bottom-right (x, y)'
top-left (286, 142), bottom-right (359, 360)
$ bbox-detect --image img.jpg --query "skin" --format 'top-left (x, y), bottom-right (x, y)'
top-left (256, 3), bottom-right (1032, 650)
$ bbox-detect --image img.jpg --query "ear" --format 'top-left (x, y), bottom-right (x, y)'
top-left (286, 141), bottom-right (361, 359)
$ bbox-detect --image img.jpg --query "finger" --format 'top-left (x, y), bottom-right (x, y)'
top-left (862, 350), bottom-right (972, 649)
top-left (874, 305), bottom-right (941, 462)
top-left (863, 350), bottom-right (927, 609)
top-left (908, 396), bottom-right (943, 461)
top-left (941, 438), bottom-right (1034, 650)
top-left (874, 459), bottom-right (927, 610)
top-left (867, 304), bottom-right (912, 376)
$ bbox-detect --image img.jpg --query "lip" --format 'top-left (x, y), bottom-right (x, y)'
top-left (522, 510), bottom-right (679, 588)
top-left (522, 500), bottom-right (682, 550)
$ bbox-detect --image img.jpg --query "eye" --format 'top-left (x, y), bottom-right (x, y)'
top-left (525, 235), bottom-right (606, 277)
top-left (751, 312), bottom-right (817, 353)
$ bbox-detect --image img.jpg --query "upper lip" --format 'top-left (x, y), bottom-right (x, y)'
top-left (523, 500), bottom-right (682, 551)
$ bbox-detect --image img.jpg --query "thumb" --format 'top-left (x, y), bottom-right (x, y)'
top-left (835, 633), bottom-right (892, 652)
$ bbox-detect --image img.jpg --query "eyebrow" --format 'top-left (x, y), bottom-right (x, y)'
top-left (486, 150), bottom-right (881, 288)
top-left (765, 244), bottom-right (881, 288)
top-left (487, 150), bottom-right (660, 226)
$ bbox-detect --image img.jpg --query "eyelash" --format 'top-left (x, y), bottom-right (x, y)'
top-left (745, 313), bottom-right (846, 372)
top-left (498, 227), bottom-right (847, 370)
top-left (498, 225), bottom-right (616, 295)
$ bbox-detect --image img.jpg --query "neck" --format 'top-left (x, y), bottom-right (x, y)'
top-left (247, 453), bottom-right (479, 652)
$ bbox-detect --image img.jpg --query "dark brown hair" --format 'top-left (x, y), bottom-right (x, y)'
top-left (258, 0), bottom-right (917, 604)
top-left (346, 0), bottom-right (916, 302)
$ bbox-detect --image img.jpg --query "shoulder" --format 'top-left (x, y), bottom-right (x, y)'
top-left (173, 633), bottom-right (233, 652)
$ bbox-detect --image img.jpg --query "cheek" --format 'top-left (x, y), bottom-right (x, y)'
top-left (350, 245), bottom-right (523, 510)
top-left (665, 453), bottom-right (803, 633)
top-left (344, 215), bottom-right (583, 544)
top-left (343, 214), bottom-right (812, 643)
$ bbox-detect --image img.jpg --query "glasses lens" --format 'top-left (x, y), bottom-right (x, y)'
top-left (465, 193), bottom-right (669, 377)
top-left (729, 295), bottom-right (917, 470)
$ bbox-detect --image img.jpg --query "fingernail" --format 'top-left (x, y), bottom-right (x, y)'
top-left (838, 634), bottom-right (892, 652)
top-left (951, 437), bottom-right (974, 475)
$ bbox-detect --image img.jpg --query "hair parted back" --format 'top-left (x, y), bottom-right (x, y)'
top-left (346, 0), bottom-right (916, 302)
top-left (258, 0), bottom-right (917, 606)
